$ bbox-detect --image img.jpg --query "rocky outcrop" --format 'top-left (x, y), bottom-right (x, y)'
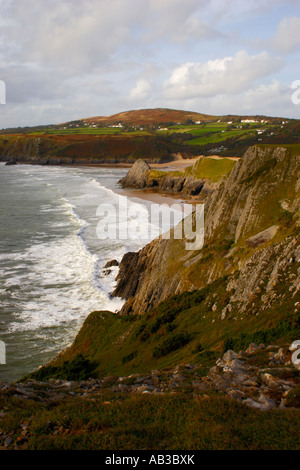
top-left (246, 225), bottom-right (279, 248)
top-left (113, 146), bottom-right (300, 316)
top-left (204, 344), bottom-right (299, 410)
top-left (104, 259), bottom-right (119, 268)
top-left (0, 343), bottom-right (298, 411)
top-left (119, 159), bottom-right (151, 188)
top-left (119, 158), bottom-right (217, 197)
top-left (112, 238), bottom-right (180, 315)
top-left (5, 158), bottom-right (17, 165)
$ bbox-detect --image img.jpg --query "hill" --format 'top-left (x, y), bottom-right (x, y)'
top-left (81, 108), bottom-right (217, 126)
top-left (0, 108), bottom-right (299, 164)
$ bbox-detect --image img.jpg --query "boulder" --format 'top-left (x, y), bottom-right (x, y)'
top-left (222, 350), bottom-right (239, 362)
top-left (119, 159), bottom-right (151, 188)
top-left (246, 343), bottom-right (259, 354)
top-left (104, 259), bottom-right (119, 268)
top-left (246, 225), bottom-right (279, 248)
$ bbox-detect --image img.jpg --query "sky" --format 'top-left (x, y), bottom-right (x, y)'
top-left (0, 0), bottom-right (300, 128)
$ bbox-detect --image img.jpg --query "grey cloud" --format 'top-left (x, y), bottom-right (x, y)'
top-left (269, 17), bottom-right (300, 54)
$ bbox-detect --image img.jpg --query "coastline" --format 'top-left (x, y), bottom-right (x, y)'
top-left (115, 186), bottom-right (197, 207)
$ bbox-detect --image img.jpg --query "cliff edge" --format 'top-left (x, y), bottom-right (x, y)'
top-left (113, 145), bottom-right (300, 317)
top-left (119, 156), bottom-right (231, 197)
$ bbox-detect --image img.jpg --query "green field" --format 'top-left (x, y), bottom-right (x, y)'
top-left (28, 127), bottom-right (151, 136)
top-left (186, 129), bottom-right (257, 146)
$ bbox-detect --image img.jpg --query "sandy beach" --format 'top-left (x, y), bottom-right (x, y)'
top-left (115, 187), bottom-right (196, 207)
top-left (150, 155), bottom-right (200, 170)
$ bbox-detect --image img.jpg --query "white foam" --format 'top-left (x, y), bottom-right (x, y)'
top-left (8, 232), bottom-right (124, 333)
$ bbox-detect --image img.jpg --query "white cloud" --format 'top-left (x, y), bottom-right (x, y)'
top-left (160, 79), bottom-right (296, 118)
top-left (164, 51), bottom-right (283, 100)
top-left (129, 79), bottom-right (152, 101)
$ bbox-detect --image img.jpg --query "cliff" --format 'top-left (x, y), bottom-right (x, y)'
top-left (0, 133), bottom-right (190, 165)
top-left (119, 156), bottom-right (233, 197)
top-left (22, 144), bottom-right (300, 413)
top-left (113, 145), bottom-right (300, 317)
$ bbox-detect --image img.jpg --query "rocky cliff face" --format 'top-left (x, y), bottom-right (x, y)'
top-left (0, 134), bottom-right (185, 165)
top-left (119, 159), bottom-right (151, 188)
top-left (113, 145), bottom-right (300, 317)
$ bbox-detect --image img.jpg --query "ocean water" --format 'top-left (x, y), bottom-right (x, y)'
top-left (0, 163), bottom-right (185, 383)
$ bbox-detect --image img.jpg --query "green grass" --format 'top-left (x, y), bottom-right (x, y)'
top-left (223, 315), bottom-right (300, 353)
top-left (184, 157), bottom-right (236, 181)
top-left (1, 392), bottom-right (299, 450)
top-left (259, 143), bottom-right (300, 156)
top-left (186, 129), bottom-right (256, 146)
top-left (28, 127), bottom-right (151, 136)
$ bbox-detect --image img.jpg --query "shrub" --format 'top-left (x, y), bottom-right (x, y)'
top-left (152, 332), bottom-right (192, 358)
top-left (192, 342), bottom-right (204, 354)
top-left (28, 355), bottom-right (97, 381)
top-left (222, 315), bottom-right (300, 353)
top-left (121, 351), bottom-right (138, 364)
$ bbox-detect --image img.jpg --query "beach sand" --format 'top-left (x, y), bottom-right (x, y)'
top-left (115, 187), bottom-right (197, 207)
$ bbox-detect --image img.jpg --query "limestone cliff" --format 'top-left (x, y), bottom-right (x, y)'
top-left (0, 134), bottom-right (184, 165)
top-left (113, 145), bottom-right (300, 317)
top-left (119, 159), bottom-right (151, 188)
top-left (119, 158), bottom-right (219, 197)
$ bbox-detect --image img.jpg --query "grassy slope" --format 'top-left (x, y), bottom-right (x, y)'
top-left (31, 271), bottom-right (299, 381)
top-left (147, 157), bottom-right (237, 185)
top-left (1, 392), bottom-right (299, 450)
top-left (184, 157), bottom-right (237, 182)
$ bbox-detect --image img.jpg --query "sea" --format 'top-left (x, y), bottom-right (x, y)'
top-left (0, 162), bottom-right (186, 383)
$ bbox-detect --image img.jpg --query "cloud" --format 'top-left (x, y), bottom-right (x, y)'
top-left (2, 0), bottom-right (140, 74)
top-left (163, 50), bottom-right (283, 100)
top-left (144, 0), bottom-right (223, 43)
top-left (205, 0), bottom-right (295, 22)
top-left (160, 79), bottom-right (295, 119)
top-left (270, 17), bottom-right (300, 53)
top-left (129, 79), bottom-right (152, 101)
top-left (0, 0), bottom-right (298, 127)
